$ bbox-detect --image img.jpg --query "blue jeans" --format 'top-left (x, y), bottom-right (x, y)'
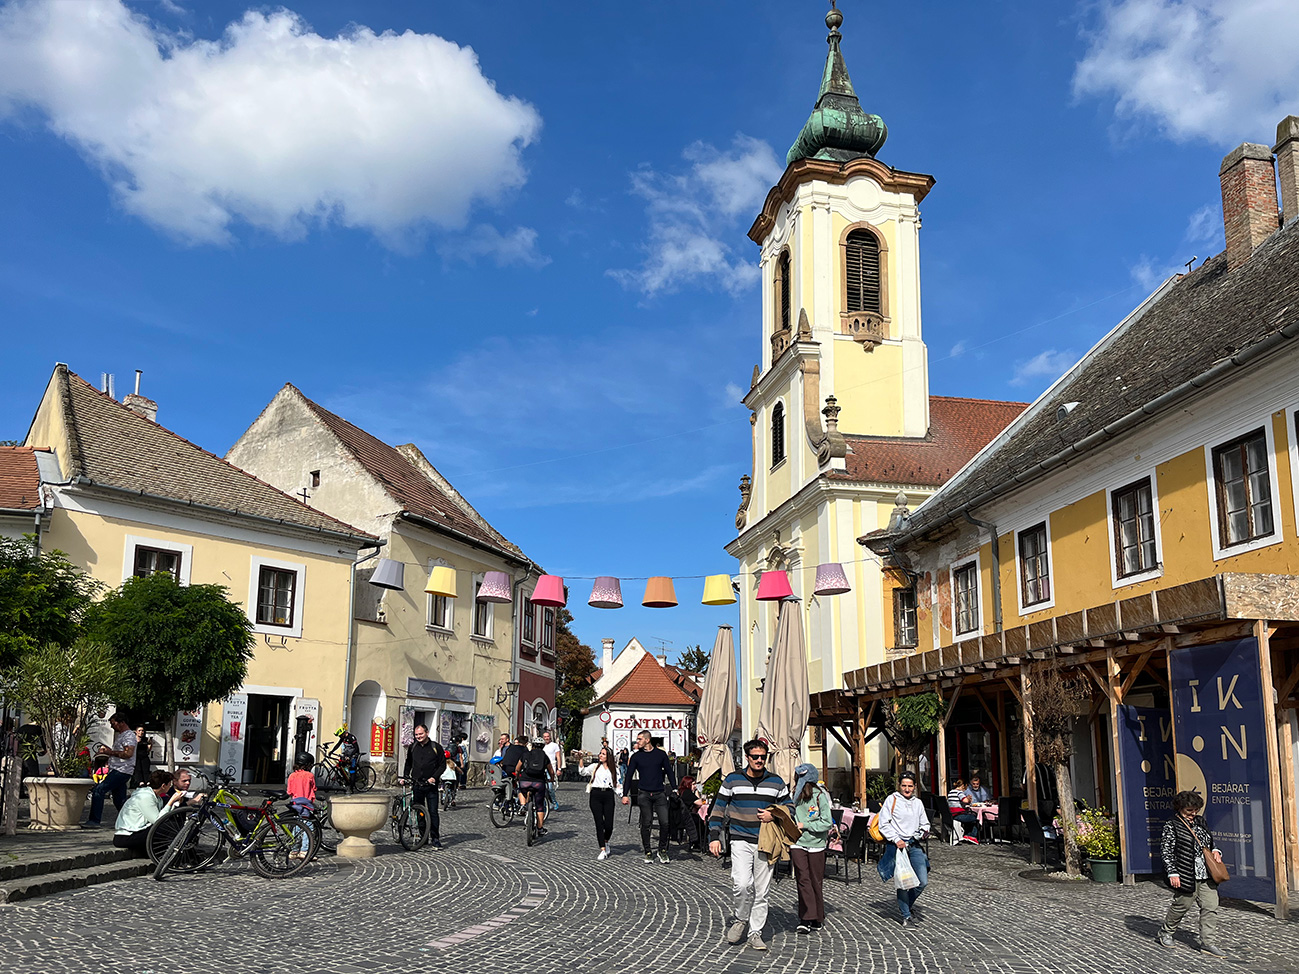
top-left (87, 770), bottom-right (131, 825)
top-left (879, 843), bottom-right (929, 918)
top-left (546, 779), bottom-right (559, 810)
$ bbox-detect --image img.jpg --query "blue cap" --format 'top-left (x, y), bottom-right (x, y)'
top-left (793, 762), bottom-right (819, 799)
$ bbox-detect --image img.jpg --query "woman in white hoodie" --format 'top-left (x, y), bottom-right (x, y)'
top-left (875, 771), bottom-right (930, 927)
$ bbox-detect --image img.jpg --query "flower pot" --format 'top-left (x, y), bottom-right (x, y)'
top-left (1088, 858), bottom-right (1120, 883)
top-left (328, 794), bottom-right (389, 858)
top-left (25, 777), bottom-right (95, 831)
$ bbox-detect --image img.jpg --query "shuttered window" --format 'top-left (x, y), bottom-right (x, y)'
top-left (777, 250), bottom-right (791, 332)
top-left (845, 229), bottom-right (881, 314)
top-left (771, 402), bottom-right (786, 466)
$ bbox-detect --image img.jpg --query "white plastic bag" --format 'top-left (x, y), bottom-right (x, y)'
top-left (894, 846), bottom-right (920, 890)
top-left (440, 764), bottom-right (458, 782)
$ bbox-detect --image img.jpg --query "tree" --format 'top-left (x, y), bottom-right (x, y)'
top-left (83, 574), bottom-right (254, 740)
top-left (0, 536), bottom-right (101, 668)
top-left (553, 608), bottom-right (595, 752)
top-left (1028, 660), bottom-right (1091, 877)
top-left (882, 691), bottom-right (943, 772)
top-left (676, 643), bottom-right (709, 673)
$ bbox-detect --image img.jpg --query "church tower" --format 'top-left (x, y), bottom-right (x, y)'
top-left (726, 5), bottom-right (1021, 787)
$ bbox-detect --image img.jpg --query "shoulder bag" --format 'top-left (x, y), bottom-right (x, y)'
top-left (869, 796), bottom-right (896, 843)
top-left (1183, 817), bottom-right (1230, 884)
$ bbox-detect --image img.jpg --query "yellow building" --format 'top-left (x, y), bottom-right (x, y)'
top-left (21, 365), bottom-right (378, 781)
top-left (726, 7), bottom-right (1020, 787)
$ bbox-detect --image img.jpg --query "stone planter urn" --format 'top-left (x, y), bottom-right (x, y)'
top-left (328, 794), bottom-right (389, 858)
top-left (25, 777), bottom-right (95, 831)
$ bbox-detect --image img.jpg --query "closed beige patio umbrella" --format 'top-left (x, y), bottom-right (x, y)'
top-left (757, 599), bottom-right (809, 786)
top-left (695, 625), bottom-right (737, 785)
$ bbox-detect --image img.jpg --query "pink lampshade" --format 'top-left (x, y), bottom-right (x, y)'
top-left (588, 576), bottom-right (623, 609)
top-left (477, 570), bottom-right (513, 603)
top-left (531, 574), bottom-right (566, 608)
top-left (813, 562), bottom-right (851, 596)
top-left (756, 570), bottom-right (793, 601)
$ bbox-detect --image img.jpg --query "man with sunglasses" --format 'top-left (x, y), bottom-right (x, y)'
top-left (708, 740), bottom-right (792, 951)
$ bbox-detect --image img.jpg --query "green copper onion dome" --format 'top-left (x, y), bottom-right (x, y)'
top-left (786, 5), bottom-right (887, 166)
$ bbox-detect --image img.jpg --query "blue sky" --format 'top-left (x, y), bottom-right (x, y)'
top-left (2, 0), bottom-right (1296, 659)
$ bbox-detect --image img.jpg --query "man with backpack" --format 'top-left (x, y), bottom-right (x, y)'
top-left (514, 737), bottom-right (554, 837)
top-left (404, 724), bottom-right (446, 849)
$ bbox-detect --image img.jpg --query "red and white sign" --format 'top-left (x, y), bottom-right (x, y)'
top-left (599, 710), bottom-right (611, 724)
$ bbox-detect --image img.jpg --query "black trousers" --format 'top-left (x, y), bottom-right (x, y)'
top-left (412, 782), bottom-right (441, 842)
top-left (637, 789), bottom-right (669, 852)
top-left (113, 828), bottom-right (150, 855)
top-left (589, 788), bottom-right (615, 848)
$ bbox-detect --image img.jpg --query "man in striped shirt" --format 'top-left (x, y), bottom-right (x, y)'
top-left (708, 739), bottom-right (793, 951)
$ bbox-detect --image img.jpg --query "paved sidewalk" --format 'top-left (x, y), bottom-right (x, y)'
top-left (0, 784), bottom-right (1294, 974)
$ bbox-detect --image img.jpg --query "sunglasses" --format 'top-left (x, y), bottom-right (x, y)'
top-left (746, 753), bottom-right (768, 761)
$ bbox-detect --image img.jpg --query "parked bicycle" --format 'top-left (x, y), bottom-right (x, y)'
top-left (314, 728), bottom-right (376, 794)
top-left (391, 777), bottom-right (430, 850)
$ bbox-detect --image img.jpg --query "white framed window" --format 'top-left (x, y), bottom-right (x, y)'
top-left (1015, 520), bottom-right (1054, 613)
top-left (541, 607), bottom-right (555, 656)
top-left (122, 534), bottom-right (192, 585)
top-left (1106, 472), bottom-right (1164, 588)
top-left (248, 556), bottom-right (306, 638)
top-left (951, 556), bottom-right (981, 641)
top-left (472, 574), bottom-right (493, 640)
top-left (893, 587), bottom-right (918, 649)
top-left (425, 560), bottom-right (453, 632)
top-left (1204, 419), bottom-right (1284, 560)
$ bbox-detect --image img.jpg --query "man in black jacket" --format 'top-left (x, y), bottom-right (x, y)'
top-left (621, 730), bottom-right (676, 863)
top-left (404, 724), bottom-right (446, 849)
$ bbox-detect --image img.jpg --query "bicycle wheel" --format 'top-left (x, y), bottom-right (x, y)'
top-left (441, 784), bottom-right (453, 811)
top-left (312, 801), bottom-right (342, 857)
top-left (314, 761), bottom-right (340, 793)
top-left (155, 815), bottom-right (199, 880)
top-left (147, 806), bottom-right (224, 872)
top-left (489, 792), bottom-right (515, 829)
top-left (525, 800), bottom-right (536, 847)
top-left (248, 814), bottom-right (314, 879)
top-left (397, 805), bottom-right (430, 851)
top-left (354, 765), bottom-right (377, 793)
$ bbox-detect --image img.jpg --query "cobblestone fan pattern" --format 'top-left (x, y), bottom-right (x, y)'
top-left (1, 786), bottom-right (1295, 974)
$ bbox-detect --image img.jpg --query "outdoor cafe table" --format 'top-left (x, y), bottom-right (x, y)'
top-left (971, 802), bottom-right (999, 826)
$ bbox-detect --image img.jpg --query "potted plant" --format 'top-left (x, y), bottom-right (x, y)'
top-left (1072, 804), bottom-right (1121, 883)
top-left (7, 640), bottom-right (121, 830)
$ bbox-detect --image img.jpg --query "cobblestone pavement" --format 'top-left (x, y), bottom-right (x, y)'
top-left (1, 784), bottom-right (1295, 974)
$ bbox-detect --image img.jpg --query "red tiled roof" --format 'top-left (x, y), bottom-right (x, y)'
top-left (600, 654), bottom-right (697, 707)
top-left (830, 395), bottom-right (1026, 489)
top-left (0, 447), bottom-right (42, 511)
top-left (292, 388), bottom-right (524, 561)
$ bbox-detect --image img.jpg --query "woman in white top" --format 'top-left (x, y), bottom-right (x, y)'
top-left (875, 771), bottom-right (931, 927)
top-left (579, 745), bottom-right (622, 860)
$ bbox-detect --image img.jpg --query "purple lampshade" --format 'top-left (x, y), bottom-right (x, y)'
top-left (588, 576), bottom-right (624, 609)
top-left (755, 570), bottom-right (793, 601)
top-left (813, 562), bottom-right (851, 596)
top-left (477, 570), bottom-right (513, 603)
top-left (531, 574), bottom-right (567, 608)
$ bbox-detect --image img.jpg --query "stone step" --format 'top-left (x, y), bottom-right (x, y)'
top-left (0, 846), bottom-right (137, 883)
top-left (0, 859), bottom-right (153, 903)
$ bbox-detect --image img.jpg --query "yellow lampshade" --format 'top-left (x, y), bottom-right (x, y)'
top-left (424, 566), bottom-right (457, 598)
top-left (701, 574), bottom-right (737, 606)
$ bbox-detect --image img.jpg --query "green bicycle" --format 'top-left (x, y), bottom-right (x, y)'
top-left (392, 777), bottom-right (430, 850)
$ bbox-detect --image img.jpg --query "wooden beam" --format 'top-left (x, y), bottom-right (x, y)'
top-left (1106, 648), bottom-right (1132, 882)
top-left (943, 684), bottom-right (964, 726)
top-left (970, 690), bottom-right (1002, 732)
top-left (824, 724), bottom-right (852, 755)
top-left (1021, 663), bottom-right (1037, 813)
top-left (1277, 698), bottom-right (1299, 892)
top-left (996, 689), bottom-right (1009, 800)
top-left (1081, 662), bottom-right (1109, 697)
top-left (1255, 620), bottom-right (1290, 920)
top-left (1173, 619), bottom-right (1253, 648)
top-left (937, 694), bottom-right (947, 802)
top-left (1003, 678), bottom-right (1022, 705)
top-left (1277, 660), bottom-right (1299, 705)
top-left (1119, 650), bottom-right (1155, 702)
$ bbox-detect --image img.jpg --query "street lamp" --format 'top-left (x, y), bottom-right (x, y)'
top-left (496, 681), bottom-right (520, 706)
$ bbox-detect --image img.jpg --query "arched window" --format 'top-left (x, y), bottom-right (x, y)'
top-left (776, 250), bottom-right (791, 332)
top-left (771, 402), bottom-right (786, 466)
top-left (844, 229), bottom-right (881, 314)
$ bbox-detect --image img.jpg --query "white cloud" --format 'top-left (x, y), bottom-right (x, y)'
top-left (1073, 0), bottom-right (1299, 143)
top-left (723, 381), bottom-right (745, 406)
top-left (0, 1), bottom-right (541, 246)
top-left (608, 134), bottom-right (782, 297)
top-left (1130, 255), bottom-right (1183, 289)
top-left (1184, 203), bottom-right (1223, 247)
top-left (1011, 348), bottom-right (1077, 387)
top-left (948, 340), bottom-right (968, 358)
top-left (437, 225), bottom-right (550, 268)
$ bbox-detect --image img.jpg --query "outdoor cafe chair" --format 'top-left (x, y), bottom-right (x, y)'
top-left (1022, 808), bottom-right (1064, 869)
top-left (829, 815), bottom-right (870, 883)
top-left (991, 796), bottom-right (1022, 843)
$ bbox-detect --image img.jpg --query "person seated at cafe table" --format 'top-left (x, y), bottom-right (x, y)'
top-left (946, 778), bottom-right (979, 844)
top-left (963, 772), bottom-right (991, 805)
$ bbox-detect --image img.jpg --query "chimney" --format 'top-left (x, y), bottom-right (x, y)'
top-left (1219, 142), bottom-right (1280, 270)
top-left (601, 638), bottom-right (614, 672)
top-left (122, 370), bottom-right (158, 422)
top-left (656, 653), bottom-right (667, 667)
top-left (1274, 115), bottom-right (1299, 224)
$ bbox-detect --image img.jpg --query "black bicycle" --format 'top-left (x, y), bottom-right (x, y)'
top-left (489, 774), bottom-right (522, 828)
top-left (392, 778), bottom-right (430, 850)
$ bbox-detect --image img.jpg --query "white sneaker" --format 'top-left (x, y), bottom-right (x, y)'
top-left (597, 849), bottom-right (608, 860)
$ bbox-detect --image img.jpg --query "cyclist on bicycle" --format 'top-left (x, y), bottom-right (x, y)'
top-left (404, 724), bottom-right (446, 849)
top-left (515, 737), bottom-right (554, 837)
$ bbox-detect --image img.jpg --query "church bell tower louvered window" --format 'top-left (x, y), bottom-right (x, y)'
top-left (844, 229), bottom-right (881, 314)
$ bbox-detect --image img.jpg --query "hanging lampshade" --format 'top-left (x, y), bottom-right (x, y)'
top-left (477, 570), bottom-right (513, 603)
top-left (424, 566), bottom-right (457, 598)
top-left (531, 574), bottom-right (566, 607)
top-left (701, 574), bottom-right (737, 606)
top-left (588, 576), bottom-right (624, 609)
top-left (755, 570), bottom-right (793, 601)
top-left (368, 558), bottom-right (405, 591)
top-left (813, 562), bottom-right (851, 596)
top-left (642, 576), bottom-right (678, 608)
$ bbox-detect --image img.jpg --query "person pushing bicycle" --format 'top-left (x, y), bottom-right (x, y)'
top-left (404, 724), bottom-right (446, 849)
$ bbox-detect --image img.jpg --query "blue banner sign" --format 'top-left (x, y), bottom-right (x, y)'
top-left (1169, 638), bottom-right (1274, 903)
top-left (1117, 705), bottom-right (1175, 874)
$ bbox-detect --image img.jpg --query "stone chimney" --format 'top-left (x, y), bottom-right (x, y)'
top-left (1274, 116), bottom-right (1299, 224)
top-left (123, 393), bottom-right (158, 422)
top-left (601, 638), bottom-right (614, 672)
top-left (656, 653), bottom-right (667, 667)
top-left (1219, 142), bottom-right (1280, 270)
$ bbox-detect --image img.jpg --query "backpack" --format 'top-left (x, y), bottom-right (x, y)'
top-left (523, 749), bottom-right (549, 780)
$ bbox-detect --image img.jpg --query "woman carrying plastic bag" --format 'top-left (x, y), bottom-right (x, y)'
top-left (874, 771), bottom-right (930, 927)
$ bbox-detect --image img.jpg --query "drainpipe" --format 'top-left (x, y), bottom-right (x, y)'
top-left (342, 544), bottom-right (386, 726)
top-left (962, 511), bottom-right (1003, 633)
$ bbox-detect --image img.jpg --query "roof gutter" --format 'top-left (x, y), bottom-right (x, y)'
top-left (70, 477), bottom-right (379, 549)
top-left (397, 510), bottom-right (533, 569)
top-left (890, 316), bottom-right (1299, 544)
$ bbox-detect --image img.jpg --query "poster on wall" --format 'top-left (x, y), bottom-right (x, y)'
top-left (470, 714), bottom-right (496, 760)
top-left (1117, 705), bottom-right (1176, 874)
top-left (398, 706), bottom-right (415, 751)
top-left (217, 693), bottom-right (249, 784)
top-left (172, 708), bottom-right (204, 764)
top-left (439, 710), bottom-right (469, 747)
top-left (1170, 638), bottom-right (1275, 903)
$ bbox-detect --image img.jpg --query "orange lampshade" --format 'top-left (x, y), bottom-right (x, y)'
top-left (642, 576), bottom-right (678, 608)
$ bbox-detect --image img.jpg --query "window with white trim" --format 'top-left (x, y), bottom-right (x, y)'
top-left (472, 576), bottom-right (493, 639)
top-left (1112, 477), bottom-right (1157, 578)
top-left (893, 587), bottom-right (918, 648)
top-left (1018, 522), bottom-right (1051, 607)
top-left (257, 566), bottom-right (296, 628)
top-left (133, 545), bottom-right (182, 581)
top-left (953, 561), bottom-right (979, 636)
top-left (541, 607), bottom-right (555, 655)
top-left (1212, 428), bottom-right (1274, 548)
top-left (427, 593), bottom-right (452, 631)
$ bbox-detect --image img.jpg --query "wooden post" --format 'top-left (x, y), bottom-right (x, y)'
top-left (1277, 706), bottom-right (1299, 893)
top-left (937, 696), bottom-right (947, 801)
top-left (996, 689), bottom-right (1009, 798)
top-left (854, 697), bottom-right (867, 805)
top-left (1021, 664), bottom-right (1037, 813)
top-left (1106, 648), bottom-right (1134, 885)
top-left (1255, 620), bottom-right (1290, 920)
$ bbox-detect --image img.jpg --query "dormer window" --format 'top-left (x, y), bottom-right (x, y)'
top-left (771, 402), bottom-right (786, 467)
